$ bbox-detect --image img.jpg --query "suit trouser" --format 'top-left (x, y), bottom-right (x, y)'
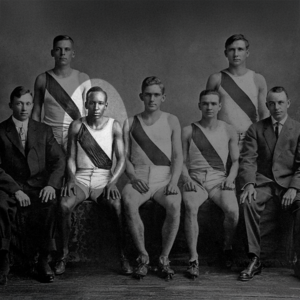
top-left (0, 184), bottom-right (57, 254)
top-left (243, 183), bottom-right (300, 258)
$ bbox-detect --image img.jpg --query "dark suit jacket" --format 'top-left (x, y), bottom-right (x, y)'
top-left (239, 116), bottom-right (300, 190)
top-left (0, 117), bottom-right (66, 194)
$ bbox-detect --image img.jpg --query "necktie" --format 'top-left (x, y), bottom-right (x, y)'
top-left (274, 122), bottom-right (279, 139)
top-left (19, 126), bottom-right (26, 148)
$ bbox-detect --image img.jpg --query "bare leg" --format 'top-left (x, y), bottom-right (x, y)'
top-left (122, 184), bottom-right (150, 258)
top-left (210, 189), bottom-right (239, 250)
top-left (153, 187), bottom-right (181, 258)
top-left (58, 185), bottom-right (86, 259)
top-left (183, 186), bottom-right (208, 262)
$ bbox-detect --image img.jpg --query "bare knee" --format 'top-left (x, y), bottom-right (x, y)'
top-left (60, 197), bottom-right (75, 215)
top-left (164, 195), bottom-right (181, 217)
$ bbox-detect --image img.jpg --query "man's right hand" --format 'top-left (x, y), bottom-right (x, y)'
top-left (131, 178), bottom-right (149, 194)
top-left (15, 190), bottom-right (31, 207)
top-left (61, 181), bottom-right (77, 197)
top-left (240, 184), bottom-right (256, 204)
top-left (183, 179), bottom-right (197, 192)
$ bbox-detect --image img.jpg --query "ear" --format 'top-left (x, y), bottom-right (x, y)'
top-left (198, 102), bottom-right (202, 111)
top-left (224, 49), bottom-right (228, 58)
top-left (72, 50), bottom-right (75, 58)
top-left (84, 101), bottom-right (88, 109)
top-left (139, 93), bottom-right (144, 101)
top-left (9, 102), bottom-right (12, 109)
top-left (287, 99), bottom-right (291, 108)
top-left (218, 102), bottom-right (222, 111)
top-left (246, 49), bottom-right (250, 58)
top-left (161, 94), bottom-right (166, 103)
top-left (51, 50), bottom-right (54, 57)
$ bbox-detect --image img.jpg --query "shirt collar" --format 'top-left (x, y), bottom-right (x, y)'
top-left (271, 114), bottom-right (288, 126)
top-left (12, 116), bottom-right (29, 130)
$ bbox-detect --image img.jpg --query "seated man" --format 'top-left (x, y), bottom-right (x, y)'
top-left (122, 76), bottom-right (183, 280)
top-left (182, 90), bottom-right (239, 279)
top-left (239, 86), bottom-right (300, 281)
top-left (0, 87), bottom-right (65, 285)
top-left (55, 86), bottom-right (132, 276)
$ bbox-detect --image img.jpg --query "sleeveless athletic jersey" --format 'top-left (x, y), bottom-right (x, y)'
top-left (188, 121), bottom-right (229, 173)
top-left (43, 69), bottom-right (89, 148)
top-left (77, 118), bottom-right (114, 169)
top-left (218, 70), bottom-right (259, 133)
top-left (130, 112), bottom-right (172, 166)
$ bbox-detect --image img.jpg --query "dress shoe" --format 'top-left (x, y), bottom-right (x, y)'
top-left (54, 258), bottom-right (67, 275)
top-left (36, 259), bottom-right (54, 283)
top-left (120, 256), bottom-right (133, 275)
top-left (294, 261), bottom-right (300, 278)
top-left (239, 256), bottom-right (262, 281)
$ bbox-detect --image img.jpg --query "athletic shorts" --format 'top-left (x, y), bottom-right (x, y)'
top-left (131, 165), bottom-right (171, 198)
top-left (189, 168), bottom-right (228, 198)
top-left (75, 168), bottom-right (112, 201)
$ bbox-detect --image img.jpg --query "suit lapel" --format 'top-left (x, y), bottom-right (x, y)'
top-left (273, 116), bottom-right (293, 160)
top-left (263, 117), bottom-right (276, 154)
top-left (5, 117), bottom-right (25, 156)
top-left (27, 119), bottom-right (37, 152)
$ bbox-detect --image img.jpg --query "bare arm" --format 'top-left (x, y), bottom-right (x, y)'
top-left (32, 73), bottom-right (46, 121)
top-left (61, 119), bottom-right (81, 197)
top-left (165, 114), bottom-right (183, 195)
top-left (123, 118), bottom-right (149, 193)
top-left (181, 126), bottom-right (197, 192)
top-left (254, 73), bottom-right (269, 120)
top-left (222, 125), bottom-right (239, 190)
top-left (206, 73), bottom-right (221, 90)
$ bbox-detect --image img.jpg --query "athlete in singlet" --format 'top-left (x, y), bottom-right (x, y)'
top-left (32, 35), bottom-right (91, 151)
top-left (122, 76), bottom-right (183, 280)
top-left (54, 86), bottom-right (133, 276)
top-left (182, 90), bottom-right (239, 279)
top-left (206, 34), bottom-right (269, 147)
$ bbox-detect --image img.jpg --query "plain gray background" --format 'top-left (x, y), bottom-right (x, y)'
top-left (0, 0), bottom-right (299, 126)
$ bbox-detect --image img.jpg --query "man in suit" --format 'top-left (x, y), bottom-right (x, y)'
top-left (239, 86), bottom-right (300, 281)
top-left (0, 86), bottom-right (65, 285)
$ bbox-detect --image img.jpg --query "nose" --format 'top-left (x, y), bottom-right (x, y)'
top-left (275, 103), bottom-right (280, 110)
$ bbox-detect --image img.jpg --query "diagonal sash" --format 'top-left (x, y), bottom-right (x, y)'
top-left (131, 116), bottom-right (171, 166)
top-left (221, 71), bottom-right (257, 123)
top-left (46, 72), bottom-right (81, 120)
top-left (191, 123), bottom-right (225, 172)
top-left (77, 123), bottom-right (112, 170)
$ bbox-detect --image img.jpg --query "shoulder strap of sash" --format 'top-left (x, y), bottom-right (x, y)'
top-left (221, 71), bottom-right (257, 123)
top-left (77, 123), bottom-right (112, 170)
top-left (191, 123), bottom-right (225, 172)
top-left (131, 116), bottom-right (171, 166)
top-left (46, 72), bottom-right (81, 120)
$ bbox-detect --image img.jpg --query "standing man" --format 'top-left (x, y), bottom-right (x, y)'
top-left (239, 86), bottom-right (300, 281)
top-left (55, 86), bottom-right (132, 276)
top-left (122, 76), bottom-right (183, 280)
top-left (0, 87), bottom-right (65, 285)
top-left (206, 34), bottom-right (269, 147)
top-left (32, 35), bottom-right (91, 151)
top-left (182, 90), bottom-right (239, 279)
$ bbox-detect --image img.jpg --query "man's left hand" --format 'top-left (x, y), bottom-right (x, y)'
top-left (221, 178), bottom-right (235, 190)
top-left (282, 188), bottom-right (297, 209)
top-left (104, 183), bottom-right (120, 200)
top-left (39, 186), bottom-right (56, 203)
top-left (164, 182), bottom-right (179, 195)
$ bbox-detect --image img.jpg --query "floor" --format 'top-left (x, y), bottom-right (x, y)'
top-left (1, 261), bottom-right (300, 300)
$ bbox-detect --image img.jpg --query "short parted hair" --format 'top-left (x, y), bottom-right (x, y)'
top-left (86, 86), bottom-right (108, 102)
top-left (141, 76), bottom-right (165, 94)
top-left (225, 34), bottom-right (249, 50)
top-left (199, 89), bottom-right (221, 103)
top-left (267, 86), bottom-right (289, 99)
top-left (53, 35), bottom-right (74, 48)
top-left (10, 86), bottom-right (32, 104)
